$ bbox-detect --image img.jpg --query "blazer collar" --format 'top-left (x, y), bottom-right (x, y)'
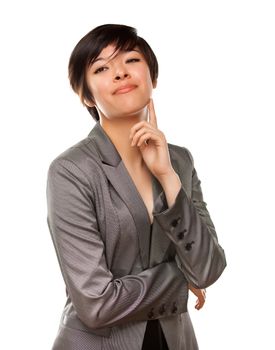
top-left (88, 121), bottom-right (171, 269)
top-left (88, 121), bottom-right (122, 166)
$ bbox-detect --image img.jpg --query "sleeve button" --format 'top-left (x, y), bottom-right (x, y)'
top-left (171, 302), bottom-right (178, 313)
top-left (177, 229), bottom-right (187, 240)
top-left (159, 304), bottom-right (166, 315)
top-left (185, 241), bottom-right (195, 251)
top-left (148, 308), bottom-right (154, 319)
top-left (171, 217), bottom-right (181, 227)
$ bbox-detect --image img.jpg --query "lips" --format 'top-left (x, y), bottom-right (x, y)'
top-left (113, 84), bottom-right (137, 95)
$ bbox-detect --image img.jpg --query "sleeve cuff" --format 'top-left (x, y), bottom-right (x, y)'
top-left (152, 185), bottom-right (190, 235)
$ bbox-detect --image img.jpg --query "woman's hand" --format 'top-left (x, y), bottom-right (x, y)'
top-left (129, 99), bottom-right (173, 179)
top-left (188, 283), bottom-right (206, 310)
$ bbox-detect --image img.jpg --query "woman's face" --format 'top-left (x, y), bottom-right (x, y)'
top-left (85, 44), bottom-right (156, 120)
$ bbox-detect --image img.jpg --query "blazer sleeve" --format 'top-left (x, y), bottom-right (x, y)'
top-left (152, 148), bottom-right (227, 289)
top-left (46, 158), bottom-right (189, 330)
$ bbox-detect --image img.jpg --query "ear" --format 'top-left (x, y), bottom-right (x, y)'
top-left (84, 99), bottom-right (95, 108)
top-left (152, 79), bottom-right (157, 89)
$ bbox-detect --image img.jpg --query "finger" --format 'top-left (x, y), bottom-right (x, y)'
top-left (129, 121), bottom-right (154, 140)
top-left (147, 98), bottom-right (158, 128)
top-left (198, 300), bottom-right (205, 309)
top-left (136, 131), bottom-right (159, 147)
top-left (199, 299), bottom-right (205, 306)
top-left (199, 294), bottom-right (206, 302)
top-left (130, 127), bottom-right (156, 146)
top-left (195, 301), bottom-right (201, 310)
top-left (195, 299), bottom-right (205, 310)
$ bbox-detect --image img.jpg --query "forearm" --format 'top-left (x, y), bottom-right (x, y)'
top-left (74, 261), bottom-right (189, 329)
top-left (157, 169), bottom-right (182, 208)
top-left (154, 169), bottom-right (226, 289)
top-left (47, 158), bottom-right (189, 331)
top-left (50, 222), bottom-right (189, 330)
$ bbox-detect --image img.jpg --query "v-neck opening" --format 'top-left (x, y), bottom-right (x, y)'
top-left (90, 121), bottom-right (169, 269)
top-left (91, 122), bottom-right (158, 227)
top-left (120, 159), bottom-right (156, 227)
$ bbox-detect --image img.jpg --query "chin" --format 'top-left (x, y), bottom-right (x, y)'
top-left (119, 107), bottom-right (146, 119)
top-left (119, 97), bottom-right (150, 115)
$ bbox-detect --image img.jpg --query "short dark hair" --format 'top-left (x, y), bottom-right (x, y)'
top-left (68, 24), bottom-right (159, 122)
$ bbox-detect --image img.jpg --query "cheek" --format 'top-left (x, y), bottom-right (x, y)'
top-left (141, 76), bottom-right (154, 96)
top-left (89, 80), bottom-right (111, 104)
top-left (88, 79), bottom-right (104, 95)
top-left (139, 68), bottom-right (154, 91)
top-left (86, 70), bottom-right (109, 93)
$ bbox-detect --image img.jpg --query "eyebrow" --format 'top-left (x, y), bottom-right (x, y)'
top-left (92, 49), bottom-right (141, 64)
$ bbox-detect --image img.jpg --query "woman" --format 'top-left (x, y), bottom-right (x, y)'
top-left (46, 24), bottom-right (226, 350)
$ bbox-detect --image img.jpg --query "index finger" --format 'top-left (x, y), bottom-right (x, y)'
top-left (147, 98), bottom-right (158, 128)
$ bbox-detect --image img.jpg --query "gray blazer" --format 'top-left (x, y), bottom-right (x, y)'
top-left (46, 121), bottom-right (226, 350)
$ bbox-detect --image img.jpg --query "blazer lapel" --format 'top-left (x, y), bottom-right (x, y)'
top-left (87, 122), bottom-right (179, 269)
top-left (88, 122), bottom-right (161, 269)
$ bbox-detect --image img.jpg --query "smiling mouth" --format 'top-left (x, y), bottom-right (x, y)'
top-left (114, 85), bottom-right (137, 95)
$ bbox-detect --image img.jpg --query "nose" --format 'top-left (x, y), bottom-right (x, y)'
top-left (113, 62), bottom-right (130, 81)
top-left (114, 72), bottom-right (129, 81)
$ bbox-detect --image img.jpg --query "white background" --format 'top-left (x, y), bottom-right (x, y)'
top-left (1, 0), bottom-right (274, 349)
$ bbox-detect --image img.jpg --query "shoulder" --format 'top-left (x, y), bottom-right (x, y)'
top-left (47, 135), bottom-right (101, 182)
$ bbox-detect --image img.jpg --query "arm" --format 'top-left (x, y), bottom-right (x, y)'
top-left (46, 158), bottom-right (189, 330)
top-left (153, 148), bottom-right (227, 289)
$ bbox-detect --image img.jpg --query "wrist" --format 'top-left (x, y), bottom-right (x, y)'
top-left (157, 168), bottom-right (179, 186)
top-left (157, 170), bottom-right (182, 208)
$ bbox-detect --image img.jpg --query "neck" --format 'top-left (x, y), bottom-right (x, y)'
top-left (99, 110), bottom-right (148, 168)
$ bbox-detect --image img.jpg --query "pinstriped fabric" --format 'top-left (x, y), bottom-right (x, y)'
top-left (179, 313), bottom-right (199, 349)
top-left (102, 322), bottom-right (146, 350)
top-left (52, 325), bottom-right (102, 350)
top-left (52, 315), bottom-right (199, 350)
top-left (47, 122), bottom-right (226, 349)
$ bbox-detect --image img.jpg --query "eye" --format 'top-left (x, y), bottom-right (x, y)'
top-left (126, 58), bottom-right (141, 63)
top-left (94, 66), bottom-right (108, 74)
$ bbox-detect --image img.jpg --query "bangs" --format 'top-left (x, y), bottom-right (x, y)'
top-left (87, 36), bottom-right (138, 67)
